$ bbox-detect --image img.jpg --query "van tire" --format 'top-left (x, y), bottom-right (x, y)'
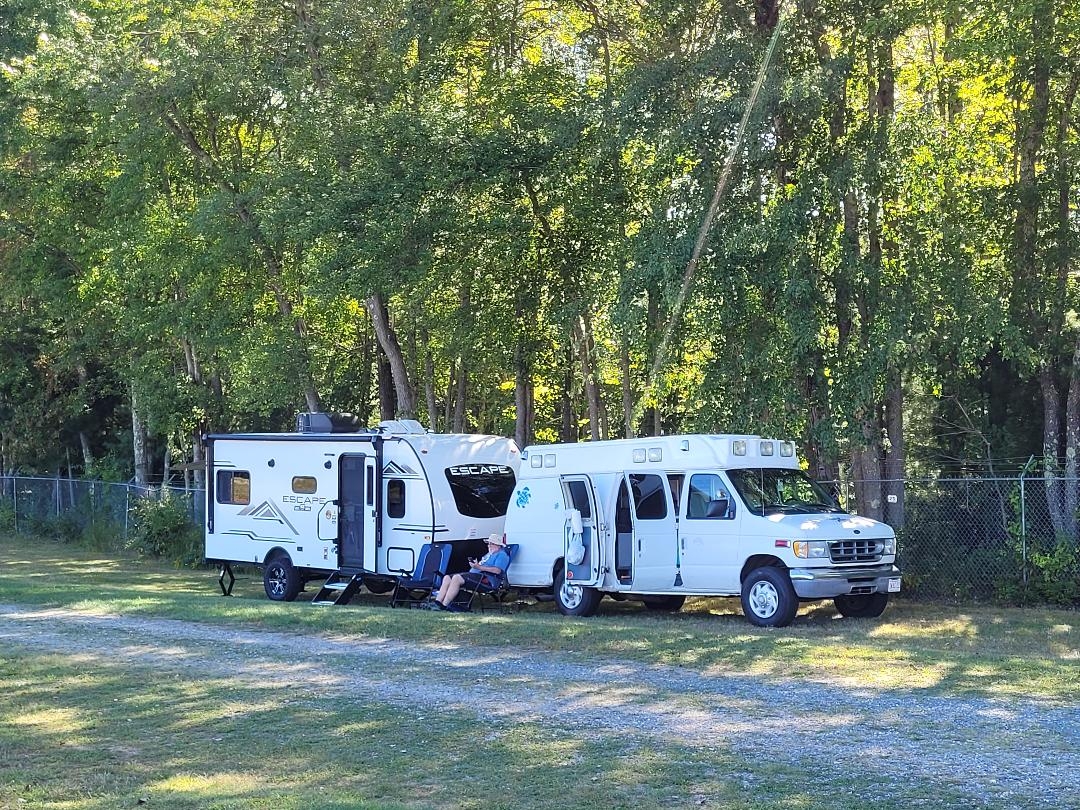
top-left (554, 567), bottom-right (601, 617)
top-left (263, 555), bottom-right (302, 602)
top-left (642, 595), bottom-right (686, 612)
top-left (740, 566), bottom-right (797, 627)
top-left (834, 593), bottom-right (888, 618)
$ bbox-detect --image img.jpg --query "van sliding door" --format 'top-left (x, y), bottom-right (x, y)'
top-left (624, 472), bottom-right (678, 591)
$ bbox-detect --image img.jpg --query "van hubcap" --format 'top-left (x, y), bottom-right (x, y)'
top-left (560, 581), bottom-right (583, 610)
top-left (749, 581), bottom-right (779, 618)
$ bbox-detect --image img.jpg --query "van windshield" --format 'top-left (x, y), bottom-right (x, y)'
top-left (444, 464), bottom-right (517, 518)
top-left (726, 468), bottom-right (843, 516)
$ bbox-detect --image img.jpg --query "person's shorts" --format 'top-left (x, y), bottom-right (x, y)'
top-left (460, 571), bottom-right (490, 589)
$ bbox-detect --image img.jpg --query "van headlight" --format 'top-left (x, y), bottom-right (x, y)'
top-left (792, 540), bottom-right (829, 559)
top-left (881, 539), bottom-right (896, 555)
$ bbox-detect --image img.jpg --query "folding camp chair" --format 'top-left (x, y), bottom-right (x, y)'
top-left (389, 542), bottom-right (451, 608)
top-left (451, 543), bottom-right (519, 612)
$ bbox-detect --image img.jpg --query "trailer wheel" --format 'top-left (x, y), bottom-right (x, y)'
top-left (740, 566), bottom-right (797, 627)
top-left (263, 555), bottom-right (302, 602)
top-left (642, 595), bottom-right (686, 612)
top-left (834, 593), bottom-right (888, 619)
top-left (554, 567), bottom-right (601, 617)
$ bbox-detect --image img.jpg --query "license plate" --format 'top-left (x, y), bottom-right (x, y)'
top-left (888, 577), bottom-right (901, 593)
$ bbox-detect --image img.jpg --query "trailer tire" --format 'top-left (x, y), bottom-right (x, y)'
top-left (740, 566), bottom-right (797, 627)
top-left (554, 566), bottom-right (601, 617)
top-left (642, 595), bottom-right (686, 612)
top-left (263, 555), bottom-right (302, 602)
top-left (834, 593), bottom-right (888, 619)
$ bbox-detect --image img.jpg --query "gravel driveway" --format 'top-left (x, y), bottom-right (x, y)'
top-left (2, 603), bottom-right (1078, 809)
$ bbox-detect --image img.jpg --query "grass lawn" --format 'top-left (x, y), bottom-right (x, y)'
top-left (0, 533), bottom-right (1077, 809)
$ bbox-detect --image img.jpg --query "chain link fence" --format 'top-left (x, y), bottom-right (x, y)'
top-left (1, 472), bottom-right (1077, 604)
top-left (0, 475), bottom-right (205, 543)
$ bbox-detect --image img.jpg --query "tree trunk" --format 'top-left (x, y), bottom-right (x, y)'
top-left (421, 328), bottom-right (438, 431)
top-left (366, 293), bottom-right (416, 419)
top-left (884, 375), bottom-right (905, 529)
top-left (514, 338), bottom-right (532, 448)
top-left (619, 337), bottom-right (635, 439)
top-left (574, 314), bottom-right (600, 441)
top-left (453, 363), bottom-right (468, 433)
top-left (1040, 363), bottom-right (1068, 539)
top-left (377, 353), bottom-right (396, 422)
top-left (560, 348), bottom-right (575, 442)
top-left (131, 386), bottom-right (150, 488)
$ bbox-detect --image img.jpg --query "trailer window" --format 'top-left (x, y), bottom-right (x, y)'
top-left (292, 476), bottom-right (318, 494)
top-left (444, 465), bottom-right (517, 518)
top-left (216, 470), bottom-right (250, 505)
top-left (387, 479), bottom-right (405, 518)
top-left (629, 473), bottom-right (667, 520)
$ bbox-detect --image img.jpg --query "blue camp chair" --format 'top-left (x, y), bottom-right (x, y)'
top-left (452, 543), bottom-right (519, 612)
top-left (389, 543), bottom-right (451, 608)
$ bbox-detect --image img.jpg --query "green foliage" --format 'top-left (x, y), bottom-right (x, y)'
top-left (126, 496), bottom-right (203, 567)
top-left (1027, 540), bottom-right (1080, 606)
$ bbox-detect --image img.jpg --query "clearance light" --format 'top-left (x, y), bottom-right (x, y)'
top-left (774, 539), bottom-right (790, 548)
top-left (760, 441), bottom-right (775, 456)
top-left (530, 455), bottom-right (543, 468)
top-left (544, 454), bottom-right (556, 468)
top-left (780, 441), bottom-right (795, 457)
top-left (732, 440), bottom-right (747, 456)
top-left (632, 448), bottom-right (647, 463)
top-left (648, 448), bottom-right (663, 462)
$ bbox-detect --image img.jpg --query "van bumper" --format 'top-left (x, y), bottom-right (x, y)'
top-left (788, 564), bottom-right (902, 599)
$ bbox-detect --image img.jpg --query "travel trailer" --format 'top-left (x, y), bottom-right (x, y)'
top-left (504, 434), bottom-right (901, 627)
top-left (204, 416), bottom-right (520, 603)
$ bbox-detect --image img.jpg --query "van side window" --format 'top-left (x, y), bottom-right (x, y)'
top-left (688, 474), bottom-right (732, 519)
top-left (216, 470), bottom-right (250, 505)
top-left (387, 479), bottom-right (405, 518)
top-left (565, 480), bottom-right (592, 519)
top-left (629, 473), bottom-right (667, 520)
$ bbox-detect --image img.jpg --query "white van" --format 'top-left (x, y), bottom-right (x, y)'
top-left (505, 434), bottom-right (901, 627)
top-left (204, 416), bottom-right (520, 602)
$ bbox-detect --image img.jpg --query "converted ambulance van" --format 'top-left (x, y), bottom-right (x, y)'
top-left (504, 434), bottom-right (900, 627)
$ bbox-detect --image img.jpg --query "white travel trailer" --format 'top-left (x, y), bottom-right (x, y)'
top-left (505, 434), bottom-right (901, 627)
top-left (204, 416), bottom-right (520, 603)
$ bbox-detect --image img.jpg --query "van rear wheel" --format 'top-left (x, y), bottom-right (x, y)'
top-left (834, 593), bottom-right (888, 618)
top-left (740, 566), bottom-right (797, 627)
top-left (263, 555), bottom-right (302, 602)
top-left (554, 567), bottom-right (601, 617)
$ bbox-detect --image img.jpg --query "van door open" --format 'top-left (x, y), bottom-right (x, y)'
top-left (339, 453), bottom-right (378, 571)
top-left (561, 475), bottom-right (602, 587)
top-left (623, 472), bottom-right (678, 591)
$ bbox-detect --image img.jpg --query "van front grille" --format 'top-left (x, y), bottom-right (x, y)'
top-left (829, 539), bottom-right (882, 563)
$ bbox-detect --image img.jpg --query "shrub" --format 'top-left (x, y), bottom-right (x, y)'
top-left (126, 496), bottom-right (203, 566)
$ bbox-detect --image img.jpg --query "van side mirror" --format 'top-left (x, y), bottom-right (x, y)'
top-left (706, 498), bottom-right (729, 518)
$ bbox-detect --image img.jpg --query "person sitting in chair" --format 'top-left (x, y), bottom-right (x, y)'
top-left (427, 533), bottom-right (510, 610)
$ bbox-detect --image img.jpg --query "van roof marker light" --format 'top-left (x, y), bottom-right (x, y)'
top-left (530, 454), bottom-right (543, 468)
top-left (760, 441), bottom-right (774, 456)
top-left (632, 448), bottom-right (646, 462)
top-left (544, 454), bottom-right (557, 468)
top-left (780, 441), bottom-right (795, 457)
top-left (648, 448), bottom-right (663, 462)
top-left (680, 439), bottom-right (689, 451)
top-left (732, 440), bottom-right (747, 456)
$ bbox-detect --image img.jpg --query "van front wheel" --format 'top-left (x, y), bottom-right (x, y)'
top-left (740, 566), bottom-right (797, 627)
top-left (554, 567), bottom-right (601, 617)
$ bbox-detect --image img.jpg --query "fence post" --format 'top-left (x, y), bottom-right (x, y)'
top-left (1019, 455), bottom-right (1035, 587)
top-left (13, 477), bottom-right (18, 533)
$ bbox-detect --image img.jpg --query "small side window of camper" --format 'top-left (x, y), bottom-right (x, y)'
top-left (629, 473), bottom-right (668, 520)
top-left (565, 480), bottom-right (593, 519)
top-left (444, 464), bottom-right (517, 518)
top-left (217, 470), bottom-right (250, 505)
top-left (292, 476), bottom-right (317, 494)
top-left (387, 479), bottom-right (406, 518)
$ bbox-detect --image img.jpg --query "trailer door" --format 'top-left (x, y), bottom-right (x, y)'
top-left (339, 453), bottom-right (377, 571)
top-left (561, 476), bottom-right (603, 587)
